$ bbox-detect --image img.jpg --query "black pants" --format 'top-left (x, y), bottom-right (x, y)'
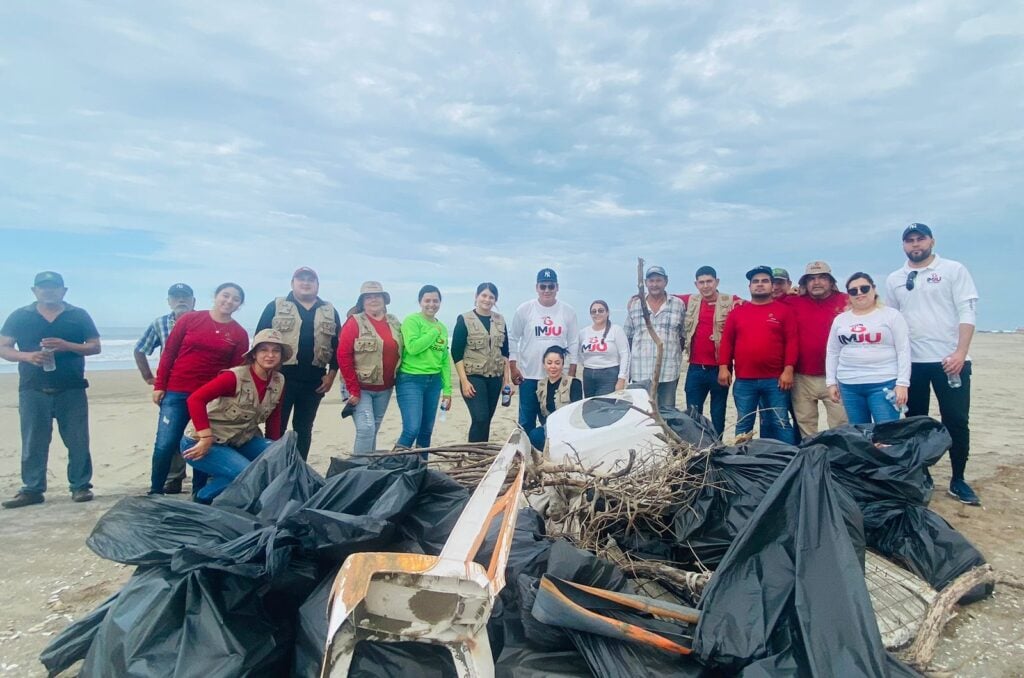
top-left (464, 375), bottom-right (502, 443)
top-left (907, 361), bottom-right (971, 479)
top-left (281, 380), bottom-right (325, 461)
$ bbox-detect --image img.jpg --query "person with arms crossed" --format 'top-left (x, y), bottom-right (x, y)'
top-left (886, 223), bottom-right (981, 505)
top-left (1, 271), bottom-right (101, 509)
top-left (624, 265), bottom-right (686, 408)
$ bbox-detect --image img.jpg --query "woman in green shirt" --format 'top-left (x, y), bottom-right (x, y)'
top-left (395, 285), bottom-right (452, 450)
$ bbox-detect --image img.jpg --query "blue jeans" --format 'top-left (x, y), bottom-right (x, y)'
top-left (732, 378), bottom-right (796, 444)
top-left (352, 388), bottom-right (393, 454)
top-left (150, 391), bottom-right (192, 493)
top-left (582, 366), bottom-right (619, 397)
top-left (19, 388), bottom-right (92, 495)
top-left (838, 379), bottom-right (900, 425)
top-left (395, 372), bottom-right (442, 448)
top-left (518, 378), bottom-right (541, 432)
top-left (527, 426), bottom-right (547, 452)
top-left (180, 435), bottom-right (272, 502)
top-left (684, 364), bottom-right (728, 436)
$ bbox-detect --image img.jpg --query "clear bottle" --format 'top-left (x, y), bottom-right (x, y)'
top-left (947, 372), bottom-right (962, 389)
top-left (438, 400), bottom-right (448, 422)
top-left (41, 346), bottom-right (57, 372)
top-left (882, 387), bottom-right (907, 415)
top-left (501, 385), bottom-right (512, 407)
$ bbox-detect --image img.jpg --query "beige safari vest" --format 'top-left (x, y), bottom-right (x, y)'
top-left (537, 377), bottom-right (576, 419)
top-left (460, 311), bottom-right (506, 378)
top-left (684, 293), bottom-right (736, 363)
top-left (186, 366), bottom-right (285, 447)
top-left (352, 312), bottom-right (403, 386)
top-left (272, 297), bottom-right (337, 367)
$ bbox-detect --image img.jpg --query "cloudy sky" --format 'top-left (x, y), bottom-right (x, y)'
top-left (1, 1), bottom-right (1021, 331)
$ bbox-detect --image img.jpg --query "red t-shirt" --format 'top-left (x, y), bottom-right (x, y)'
top-left (337, 315), bottom-right (400, 397)
top-left (788, 293), bottom-right (849, 376)
top-left (154, 311), bottom-right (249, 393)
top-left (719, 301), bottom-right (798, 379)
top-left (186, 367), bottom-right (282, 440)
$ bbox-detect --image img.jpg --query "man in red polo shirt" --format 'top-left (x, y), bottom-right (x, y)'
top-left (788, 261), bottom-right (849, 436)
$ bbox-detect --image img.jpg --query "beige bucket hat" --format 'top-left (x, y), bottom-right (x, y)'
top-left (245, 328), bottom-right (294, 363)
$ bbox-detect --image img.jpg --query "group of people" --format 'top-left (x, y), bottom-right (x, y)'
top-left (0, 222), bottom-right (983, 510)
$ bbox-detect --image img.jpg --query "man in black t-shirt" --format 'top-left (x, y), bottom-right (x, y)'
top-left (0, 271), bottom-right (101, 509)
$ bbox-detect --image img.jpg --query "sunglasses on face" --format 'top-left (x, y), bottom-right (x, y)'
top-left (590, 308), bottom-right (606, 314)
top-left (538, 284), bottom-right (556, 291)
top-left (905, 270), bottom-right (919, 291)
top-left (847, 285), bottom-right (872, 296)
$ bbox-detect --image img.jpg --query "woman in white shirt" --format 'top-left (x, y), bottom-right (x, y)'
top-left (825, 272), bottom-right (911, 424)
top-left (578, 300), bottom-right (630, 397)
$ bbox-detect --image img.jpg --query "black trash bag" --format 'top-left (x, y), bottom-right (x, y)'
top-left (811, 417), bottom-right (950, 505)
top-left (39, 590), bottom-right (117, 676)
top-left (495, 645), bottom-right (592, 678)
top-left (671, 439), bottom-right (797, 568)
top-left (863, 501), bottom-right (992, 603)
top-left (214, 432), bottom-right (325, 522)
top-left (292, 566), bottom-right (337, 678)
top-left (693, 446), bottom-right (917, 677)
top-left (392, 468), bottom-right (469, 554)
top-left (662, 407), bottom-right (721, 447)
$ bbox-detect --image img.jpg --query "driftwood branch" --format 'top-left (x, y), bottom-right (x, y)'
top-left (635, 257), bottom-right (685, 447)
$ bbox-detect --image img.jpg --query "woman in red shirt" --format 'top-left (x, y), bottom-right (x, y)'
top-left (181, 328), bottom-right (288, 503)
top-left (149, 283), bottom-right (248, 495)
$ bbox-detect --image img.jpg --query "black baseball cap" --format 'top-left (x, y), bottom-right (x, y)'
top-left (167, 283), bottom-right (194, 297)
top-left (645, 265), bottom-right (668, 279)
top-left (536, 268), bottom-right (558, 283)
top-left (746, 265), bottom-right (774, 281)
top-left (33, 271), bottom-right (64, 287)
top-left (902, 223), bottom-right (933, 240)
top-left (695, 265), bottom-right (717, 279)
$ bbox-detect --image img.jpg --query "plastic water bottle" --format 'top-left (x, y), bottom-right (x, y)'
top-left (947, 373), bottom-right (962, 389)
top-left (882, 387), bottom-right (907, 415)
top-left (41, 347), bottom-right (56, 372)
top-left (439, 401), bottom-right (448, 423)
top-left (501, 385), bottom-right (512, 407)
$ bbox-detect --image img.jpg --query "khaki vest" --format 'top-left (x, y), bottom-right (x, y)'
top-left (684, 293), bottom-right (736, 363)
top-left (352, 312), bottom-right (403, 386)
top-left (460, 311), bottom-right (505, 378)
top-left (537, 377), bottom-right (577, 419)
top-left (186, 366), bottom-right (285, 447)
top-left (271, 297), bottom-right (337, 367)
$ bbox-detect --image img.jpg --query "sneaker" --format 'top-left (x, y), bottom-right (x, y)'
top-left (2, 492), bottom-right (45, 509)
top-left (163, 478), bottom-right (183, 494)
top-left (948, 479), bottom-right (981, 506)
top-left (71, 489), bottom-right (95, 503)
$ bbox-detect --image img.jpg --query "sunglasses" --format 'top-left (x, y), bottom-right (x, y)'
top-left (905, 270), bottom-right (919, 291)
top-left (590, 308), bottom-right (606, 314)
top-left (847, 285), bottom-right (872, 296)
top-left (538, 283), bottom-right (556, 291)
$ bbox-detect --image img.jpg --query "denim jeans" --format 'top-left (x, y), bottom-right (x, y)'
top-left (527, 426), bottom-right (547, 452)
top-left (518, 378), bottom-right (541, 432)
top-left (464, 375), bottom-right (502, 443)
top-left (351, 388), bottom-right (393, 454)
top-left (732, 378), bottom-right (796, 444)
top-left (582, 366), bottom-right (619, 397)
top-left (908, 361), bottom-right (972, 480)
top-left (150, 391), bottom-right (192, 493)
top-left (838, 379), bottom-right (899, 425)
top-left (684, 364), bottom-right (728, 436)
top-left (655, 379), bottom-right (679, 409)
top-left (19, 388), bottom-right (92, 495)
top-left (180, 435), bottom-right (272, 502)
top-left (395, 372), bottom-right (442, 448)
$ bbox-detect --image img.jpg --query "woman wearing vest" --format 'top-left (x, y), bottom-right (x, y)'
top-left (452, 282), bottom-right (510, 442)
top-left (395, 285), bottom-right (452, 452)
top-left (150, 282), bottom-right (249, 496)
top-left (578, 299), bottom-right (630, 397)
top-left (180, 328), bottom-right (288, 503)
top-left (527, 346), bottom-right (583, 451)
top-left (337, 282), bottom-right (403, 454)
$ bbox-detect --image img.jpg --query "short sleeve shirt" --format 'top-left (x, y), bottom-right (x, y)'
top-left (135, 313), bottom-right (177, 355)
top-left (1, 303), bottom-right (100, 391)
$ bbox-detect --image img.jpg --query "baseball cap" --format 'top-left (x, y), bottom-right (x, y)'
top-left (802, 261), bottom-right (832, 276)
top-left (33, 271), bottom-right (64, 287)
top-left (746, 265), bottom-right (775, 281)
top-left (694, 265), bottom-right (717, 279)
top-left (771, 267), bottom-right (790, 281)
top-left (167, 283), bottom-right (193, 297)
top-left (902, 223), bottom-right (933, 240)
top-left (645, 265), bottom-right (668, 279)
top-left (293, 266), bottom-right (319, 280)
top-left (536, 268), bottom-right (558, 284)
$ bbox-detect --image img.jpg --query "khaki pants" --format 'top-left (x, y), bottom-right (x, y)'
top-left (792, 374), bottom-right (847, 436)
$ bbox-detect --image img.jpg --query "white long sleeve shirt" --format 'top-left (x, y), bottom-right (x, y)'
top-left (509, 299), bottom-right (579, 380)
top-left (825, 307), bottom-right (911, 387)
top-left (578, 324), bottom-right (631, 378)
top-left (885, 254), bottom-right (979, 363)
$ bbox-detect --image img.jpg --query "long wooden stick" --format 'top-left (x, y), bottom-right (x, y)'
top-left (636, 258), bottom-right (683, 446)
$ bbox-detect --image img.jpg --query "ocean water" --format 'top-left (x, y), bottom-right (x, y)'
top-left (0, 327), bottom-right (151, 374)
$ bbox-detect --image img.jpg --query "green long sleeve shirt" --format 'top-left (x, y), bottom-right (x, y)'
top-left (398, 312), bottom-right (452, 395)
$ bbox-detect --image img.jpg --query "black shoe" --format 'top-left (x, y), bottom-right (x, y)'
top-left (2, 492), bottom-right (45, 509)
top-left (948, 479), bottom-right (981, 506)
top-left (163, 478), bottom-right (183, 494)
top-left (71, 489), bottom-right (94, 503)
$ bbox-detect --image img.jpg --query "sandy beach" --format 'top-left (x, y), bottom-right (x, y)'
top-left (1, 333), bottom-right (1023, 675)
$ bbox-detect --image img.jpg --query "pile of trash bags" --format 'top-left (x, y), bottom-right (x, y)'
top-left (41, 414), bottom-right (991, 677)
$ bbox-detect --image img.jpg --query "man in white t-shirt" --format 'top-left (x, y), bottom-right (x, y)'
top-left (886, 223), bottom-right (981, 505)
top-left (508, 268), bottom-right (579, 432)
